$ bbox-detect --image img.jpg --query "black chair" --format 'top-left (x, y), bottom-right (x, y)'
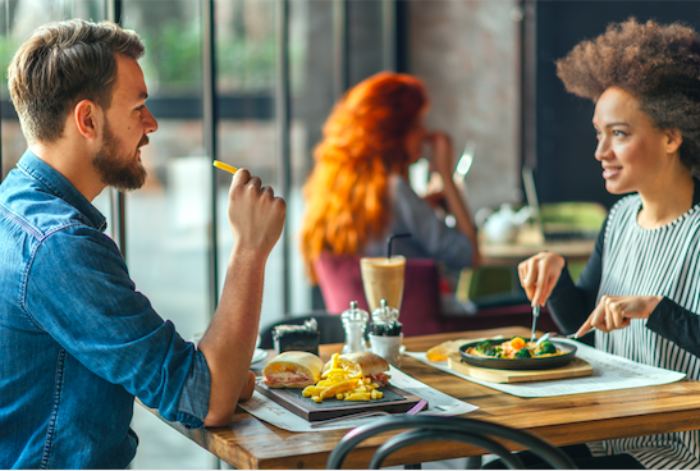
top-left (258, 312), bottom-right (345, 349)
top-left (326, 415), bottom-right (577, 470)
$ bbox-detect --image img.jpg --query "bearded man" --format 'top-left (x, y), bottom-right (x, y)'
top-left (0, 19), bottom-right (285, 468)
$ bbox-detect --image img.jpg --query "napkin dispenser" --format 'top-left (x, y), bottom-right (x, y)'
top-left (272, 318), bottom-right (320, 355)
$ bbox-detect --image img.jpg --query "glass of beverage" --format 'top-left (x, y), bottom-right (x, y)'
top-left (360, 255), bottom-right (406, 312)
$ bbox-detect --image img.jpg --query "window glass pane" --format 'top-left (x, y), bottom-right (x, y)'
top-left (215, 0), bottom-right (286, 328)
top-left (288, 0), bottom-right (332, 313)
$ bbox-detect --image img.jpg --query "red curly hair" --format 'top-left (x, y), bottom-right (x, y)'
top-left (300, 72), bottom-right (429, 283)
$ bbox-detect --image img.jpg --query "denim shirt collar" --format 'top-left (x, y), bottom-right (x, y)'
top-left (16, 150), bottom-right (107, 232)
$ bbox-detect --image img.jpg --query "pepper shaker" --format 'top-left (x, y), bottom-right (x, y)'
top-left (371, 299), bottom-right (400, 336)
top-left (369, 299), bottom-right (403, 367)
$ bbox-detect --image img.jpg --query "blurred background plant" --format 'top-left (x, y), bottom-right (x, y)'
top-left (139, 17), bottom-right (303, 95)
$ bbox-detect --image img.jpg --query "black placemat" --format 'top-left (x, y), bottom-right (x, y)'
top-left (255, 383), bottom-right (424, 421)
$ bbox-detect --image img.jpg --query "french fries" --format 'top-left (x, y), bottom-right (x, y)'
top-left (302, 353), bottom-right (384, 402)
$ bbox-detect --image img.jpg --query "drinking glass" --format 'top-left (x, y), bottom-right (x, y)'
top-left (360, 255), bottom-right (406, 312)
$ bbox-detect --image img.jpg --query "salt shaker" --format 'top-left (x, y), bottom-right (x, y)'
top-left (341, 301), bottom-right (369, 353)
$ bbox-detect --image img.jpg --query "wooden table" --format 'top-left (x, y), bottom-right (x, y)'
top-left (479, 227), bottom-right (595, 267)
top-left (481, 239), bottom-right (595, 267)
top-left (141, 326), bottom-right (700, 469)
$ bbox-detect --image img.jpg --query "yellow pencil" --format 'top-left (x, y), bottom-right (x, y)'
top-left (212, 160), bottom-right (239, 174)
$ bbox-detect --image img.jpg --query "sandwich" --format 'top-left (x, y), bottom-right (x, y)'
top-left (323, 352), bottom-right (391, 387)
top-left (262, 351), bottom-right (325, 388)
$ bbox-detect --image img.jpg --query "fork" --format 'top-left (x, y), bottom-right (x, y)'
top-left (529, 305), bottom-right (540, 345)
top-left (309, 399), bottom-right (428, 428)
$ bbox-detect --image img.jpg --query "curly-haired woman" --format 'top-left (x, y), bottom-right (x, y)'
top-left (515, 18), bottom-right (700, 469)
top-left (300, 72), bottom-right (479, 284)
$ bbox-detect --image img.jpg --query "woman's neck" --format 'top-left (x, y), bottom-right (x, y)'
top-left (637, 168), bottom-right (695, 229)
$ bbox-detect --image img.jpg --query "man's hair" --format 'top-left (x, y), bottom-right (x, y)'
top-left (556, 18), bottom-right (700, 171)
top-left (8, 19), bottom-right (144, 144)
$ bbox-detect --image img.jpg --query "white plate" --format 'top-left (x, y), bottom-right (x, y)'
top-left (251, 348), bottom-right (268, 365)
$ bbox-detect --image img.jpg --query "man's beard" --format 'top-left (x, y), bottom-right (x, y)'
top-left (92, 120), bottom-right (148, 191)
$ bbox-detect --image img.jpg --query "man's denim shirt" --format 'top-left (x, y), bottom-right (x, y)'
top-left (0, 151), bottom-right (211, 469)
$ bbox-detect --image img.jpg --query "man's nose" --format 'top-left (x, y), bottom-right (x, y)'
top-left (142, 106), bottom-right (158, 134)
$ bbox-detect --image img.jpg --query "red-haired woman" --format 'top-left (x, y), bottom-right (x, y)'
top-left (300, 72), bottom-right (479, 285)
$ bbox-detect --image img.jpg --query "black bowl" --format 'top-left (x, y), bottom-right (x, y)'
top-left (458, 339), bottom-right (577, 370)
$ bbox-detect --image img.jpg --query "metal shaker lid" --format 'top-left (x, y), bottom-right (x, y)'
top-left (371, 299), bottom-right (399, 324)
top-left (341, 300), bottom-right (369, 324)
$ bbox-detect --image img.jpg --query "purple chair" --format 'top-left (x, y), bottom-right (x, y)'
top-left (313, 252), bottom-right (443, 336)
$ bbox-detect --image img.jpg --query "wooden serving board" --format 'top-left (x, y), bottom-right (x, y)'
top-left (255, 382), bottom-right (426, 421)
top-left (446, 353), bottom-right (593, 384)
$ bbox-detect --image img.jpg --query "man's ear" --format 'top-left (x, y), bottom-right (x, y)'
top-left (665, 127), bottom-right (683, 155)
top-left (73, 99), bottom-right (101, 140)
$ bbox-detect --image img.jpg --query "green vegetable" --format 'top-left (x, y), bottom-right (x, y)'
top-left (515, 348), bottom-right (532, 359)
top-left (475, 342), bottom-right (491, 352)
top-left (535, 341), bottom-right (557, 355)
top-left (475, 342), bottom-right (498, 357)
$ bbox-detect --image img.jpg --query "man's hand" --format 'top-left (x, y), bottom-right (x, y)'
top-left (576, 295), bottom-right (663, 338)
top-left (227, 168), bottom-right (286, 258)
top-left (518, 252), bottom-right (566, 307)
top-left (239, 370), bottom-right (257, 402)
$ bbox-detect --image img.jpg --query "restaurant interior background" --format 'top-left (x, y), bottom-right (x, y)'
top-left (1, 0), bottom-right (699, 468)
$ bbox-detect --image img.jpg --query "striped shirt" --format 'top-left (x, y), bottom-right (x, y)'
top-left (550, 187), bottom-right (700, 469)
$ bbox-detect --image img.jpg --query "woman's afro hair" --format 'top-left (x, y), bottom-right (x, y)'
top-left (556, 18), bottom-right (700, 170)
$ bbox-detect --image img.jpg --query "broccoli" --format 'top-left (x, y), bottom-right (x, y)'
top-left (475, 342), bottom-right (491, 352)
top-left (535, 341), bottom-right (557, 355)
top-left (475, 342), bottom-right (498, 357)
top-left (515, 348), bottom-right (532, 359)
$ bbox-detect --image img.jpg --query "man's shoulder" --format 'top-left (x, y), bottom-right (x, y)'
top-left (0, 171), bottom-right (92, 240)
